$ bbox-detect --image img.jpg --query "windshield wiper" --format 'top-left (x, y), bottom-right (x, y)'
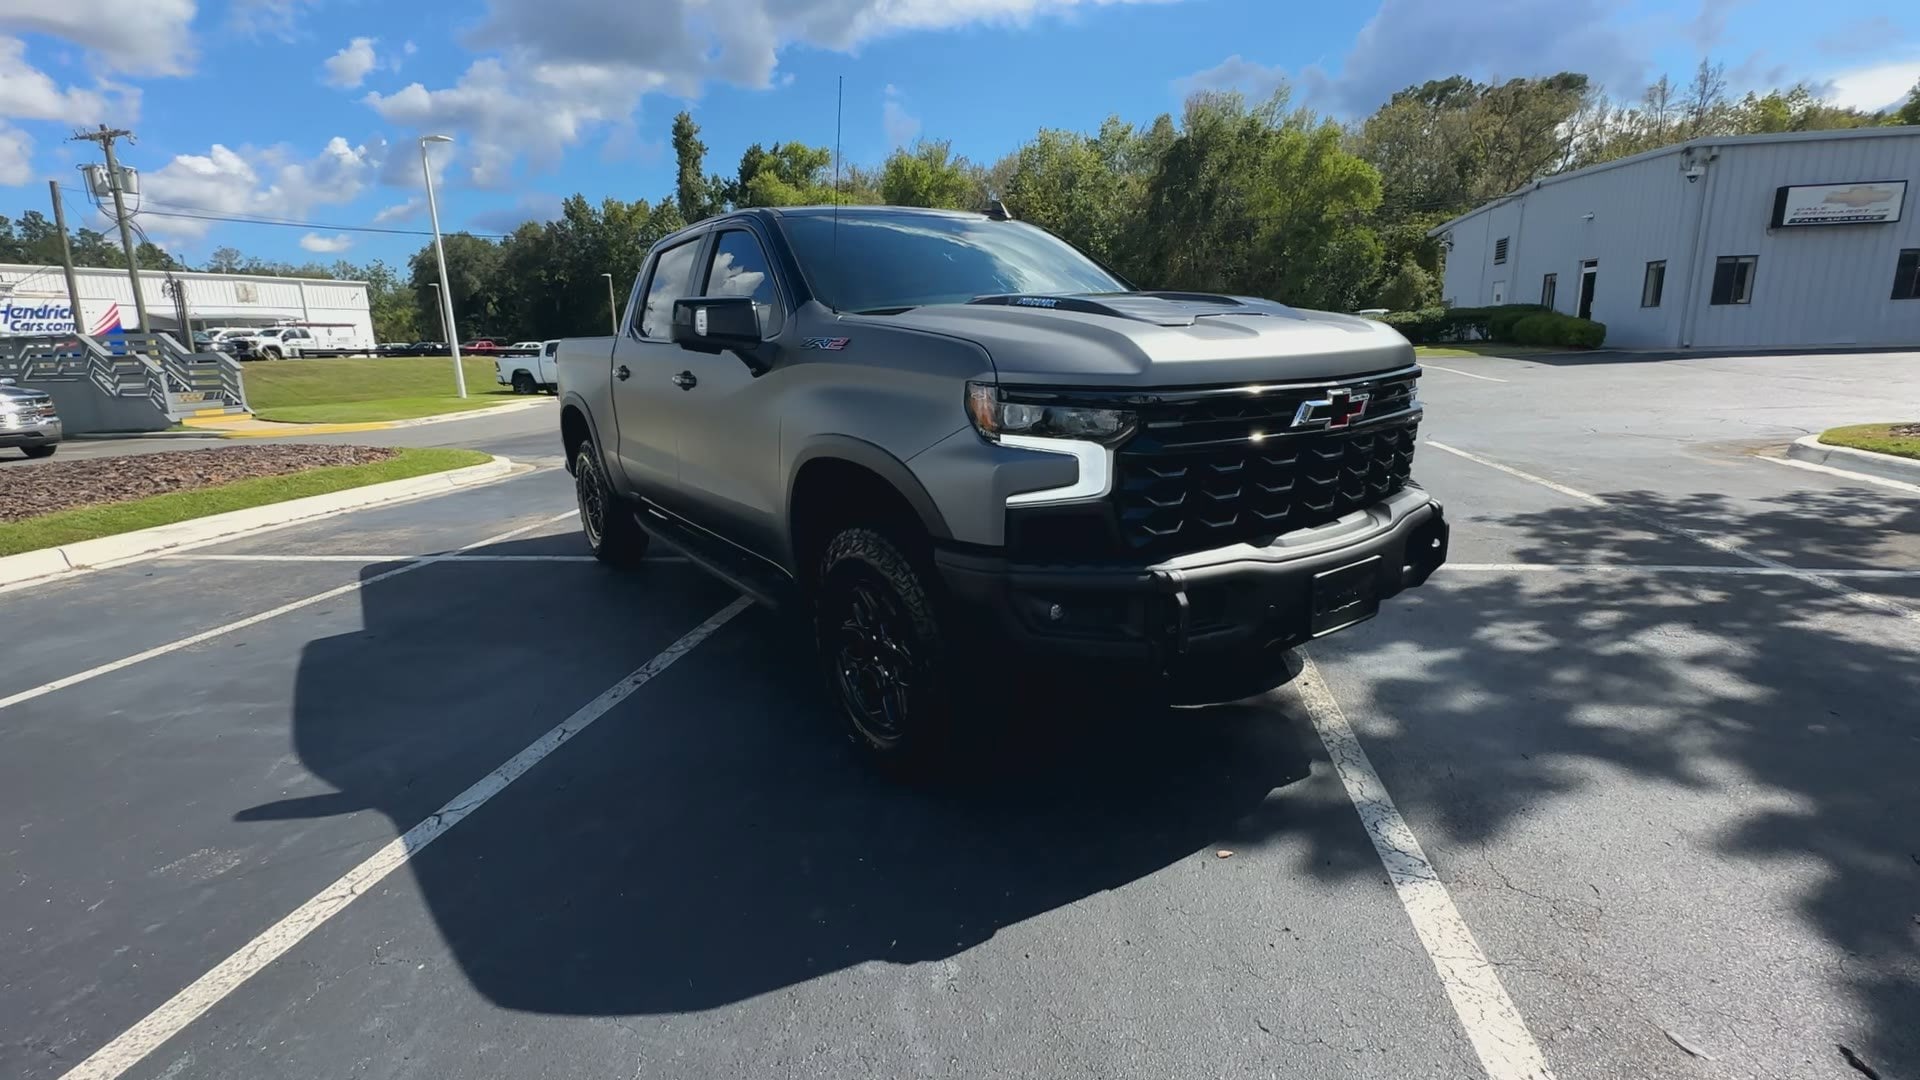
top-left (854, 306), bottom-right (916, 316)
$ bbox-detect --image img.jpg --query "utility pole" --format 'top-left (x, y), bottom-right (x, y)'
top-left (46, 180), bottom-right (85, 335)
top-left (71, 124), bottom-right (150, 335)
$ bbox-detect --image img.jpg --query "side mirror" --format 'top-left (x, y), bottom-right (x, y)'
top-left (671, 297), bottom-right (764, 368)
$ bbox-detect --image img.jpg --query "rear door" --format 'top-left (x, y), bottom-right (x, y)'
top-left (609, 231), bottom-right (707, 505)
top-left (540, 340), bottom-right (560, 384)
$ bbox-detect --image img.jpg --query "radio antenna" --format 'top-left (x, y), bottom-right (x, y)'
top-left (831, 74), bottom-right (843, 314)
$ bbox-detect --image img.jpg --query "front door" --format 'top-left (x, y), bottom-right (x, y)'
top-left (609, 234), bottom-right (704, 504)
top-left (1578, 260), bottom-right (1598, 320)
top-left (669, 226), bottom-right (790, 559)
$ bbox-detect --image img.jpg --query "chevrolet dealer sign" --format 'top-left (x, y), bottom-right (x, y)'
top-left (1770, 181), bottom-right (1907, 227)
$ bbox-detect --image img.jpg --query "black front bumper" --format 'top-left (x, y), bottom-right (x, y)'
top-left (936, 494), bottom-right (1448, 671)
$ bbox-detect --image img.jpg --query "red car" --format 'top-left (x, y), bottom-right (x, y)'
top-left (461, 339), bottom-right (502, 352)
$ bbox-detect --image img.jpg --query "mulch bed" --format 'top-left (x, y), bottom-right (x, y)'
top-left (1890, 424), bottom-right (1920, 438)
top-left (1, 444), bottom-right (399, 523)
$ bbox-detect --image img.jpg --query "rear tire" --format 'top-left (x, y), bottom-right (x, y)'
top-left (22, 444), bottom-right (57, 459)
top-left (511, 371), bottom-right (536, 395)
top-left (573, 442), bottom-right (649, 566)
top-left (815, 527), bottom-right (955, 772)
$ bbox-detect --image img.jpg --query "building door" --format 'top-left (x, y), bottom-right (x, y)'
top-left (1577, 260), bottom-right (1598, 320)
top-left (1491, 280), bottom-right (1506, 305)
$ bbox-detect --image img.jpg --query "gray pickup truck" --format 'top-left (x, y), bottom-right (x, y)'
top-left (556, 205), bottom-right (1447, 766)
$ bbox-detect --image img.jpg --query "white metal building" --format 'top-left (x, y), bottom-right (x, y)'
top-left (1430, 128), bottom-right (1920, 349)
top-left (0, 263), bottom-right (373, 347)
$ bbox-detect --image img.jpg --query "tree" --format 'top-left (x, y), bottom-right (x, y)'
top-left (732, 141), bottom-right (837, 206)
top-left (879, 141), bottom-right (973, 208)
top-left (409, 232), bottom-right (506, 339)
top-left (1137, 92), bottom-right (1384, 312)
top-left (1888, 81), bottom-right (1920, 127)
top-left (672, 111), bottom-right (724, 222)
top-left (1002, 116), bottom-right (1164, 278)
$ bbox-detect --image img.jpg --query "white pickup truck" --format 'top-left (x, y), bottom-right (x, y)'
top-left (496, 339), bottom-right (560, 394)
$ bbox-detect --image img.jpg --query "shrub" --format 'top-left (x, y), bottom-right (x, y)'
top-left (1378, 307), bottom-right (1446, 343)
top-left (1487, 304), bottom-right (1549, 340)
top-left (1511, 313), bottom-right (1607, 348)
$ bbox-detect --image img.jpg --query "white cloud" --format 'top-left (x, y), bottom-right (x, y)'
top-left (140, 137), bottom-right (372, 242)
top-left (229, 0), bottom-right (322, 39)
top-left (1173, 54), bottom-right (1290, 102)
top-left (0, 36), bottom-right (112, 123)
top-left (0, 122), bottom-right (32, 185)
top-left (371, 197), bottom-right (424, 224)
top-left (369, 0), bottom-right (1175, 182)
top-left (403, 41), bottom-right (419, 56)
top-left (1818, 59), bottom-right (1920, 112)
top-left (0, 0), bottom-right (196, 76)
top-left (883, 85), bottom-right (919, 146)
top-left (299, 232), bottom-right (353, 253)
top-left (469, 193), bottom-right (564, 233)
top-left (324, 37), bottom-right (379, 89)
top-left (1817, 18), bottom-right (1903, 57)
top-left (1202, 0), bottom-right (1645, 117)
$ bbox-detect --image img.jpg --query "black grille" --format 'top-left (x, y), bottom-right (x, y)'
top-left (1109, 368), bottom-right (1421, 557)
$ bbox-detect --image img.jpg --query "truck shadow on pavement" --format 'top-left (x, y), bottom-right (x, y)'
top-left (1323, 484), bottom-right (1920, 1078)
top-left (248, 536), bottom-right (1343, 1017)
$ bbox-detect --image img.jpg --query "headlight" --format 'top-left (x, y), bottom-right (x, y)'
top-left (966, 382), bottom-right (1134, 446)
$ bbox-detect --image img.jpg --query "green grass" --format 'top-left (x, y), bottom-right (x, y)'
top-left (1819, 423), bottom-right (1920, 461)
top-left (0, 447), bottom-right (492, 556)
top-left (244, 356), bottom-right (521, 424)
top-left (1415, 343), bottom-right (1560, 359)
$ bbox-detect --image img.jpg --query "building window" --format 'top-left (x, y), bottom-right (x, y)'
top-left (1540, 273), bottom-right (1557, 309)
top-left (1641, 261), bottom-right (1666, 308)
top-left (1710, 256), bottom-right (1757, 306)
top-left (1494, 237), bottom-right (1509, 265)
top-left (1894, 250), bottom-right (1920, 301)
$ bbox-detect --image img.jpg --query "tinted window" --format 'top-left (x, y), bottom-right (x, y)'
top-left (1540, 273), bottom-right (1556, 309)
top-left (1710, 256), bottom-right (1756, 305)
top-left (704, 230), bottom-right (783, 336)
top-left (780, 212), bottom-right (1126, 314)
top-left (1893, 249), bottom-right (1919, 301)
top-left (639, 239), bottom-right (701, 340)
top-left (1641, 261), bottom-right (1666, 308)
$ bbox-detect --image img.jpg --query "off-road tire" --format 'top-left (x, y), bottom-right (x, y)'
top-left (22, 444), bottom-right (57, 459)
top-left (815, 527), bottom-right (955, 771)
top-left (574, 441), bottom-right (649, 566)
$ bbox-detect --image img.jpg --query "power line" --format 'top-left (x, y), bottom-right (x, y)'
top-left (55, 185), bottom-right (513, 240)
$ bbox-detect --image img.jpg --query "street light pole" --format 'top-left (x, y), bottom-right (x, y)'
top-left (601, 272), bottom-right (618, 334)
top-left (420, 134), bottom-right (466, 398)
top-left (426, 283), bottom-right (449, 343)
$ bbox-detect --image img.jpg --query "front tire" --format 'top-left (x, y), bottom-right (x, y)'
top-left (573, 442), bottom-right (649, 566)
top-left (22, 444), bottom-right (57, 459)
top-left (816, 527), bottom-right (954, 770)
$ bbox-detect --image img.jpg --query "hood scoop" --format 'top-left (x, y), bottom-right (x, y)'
top-left (967, 291), bottom-right (1288, 328)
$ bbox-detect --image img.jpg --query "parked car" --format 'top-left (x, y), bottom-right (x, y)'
top-left (376, 342), bottom-right (413, 357)
top-left (496, 339), bottom-right (560, 394)
top-left (508, 340), bottom-right (544, 355)
top-left (0, 383), bottom-right (61, 459)
top-left (555, 205), bottom-right (1448, 769)
top-left (461, 339), bottom-right (503, 353)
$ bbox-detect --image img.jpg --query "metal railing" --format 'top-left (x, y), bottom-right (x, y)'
top-left (0, 332), bottom-right (248, 418)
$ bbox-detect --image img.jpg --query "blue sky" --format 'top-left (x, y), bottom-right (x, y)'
top-left (1, 0), bottom-right (1914, 269)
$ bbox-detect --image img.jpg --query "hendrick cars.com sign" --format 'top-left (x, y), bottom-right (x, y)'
top-left (1771, 181), bottom-right (1907, 227)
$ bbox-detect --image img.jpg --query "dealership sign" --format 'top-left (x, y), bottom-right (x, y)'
top-left (1771, 181), bottom-right (1907, 227)
top-left (0, 295), bottom-right (126, 336)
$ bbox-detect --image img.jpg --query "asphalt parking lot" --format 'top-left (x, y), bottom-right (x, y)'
top-left (4, 351), bottom-right (1918, 1080)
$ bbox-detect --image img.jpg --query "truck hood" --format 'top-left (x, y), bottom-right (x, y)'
top-left (868, 292), bottom-right (1414, 387)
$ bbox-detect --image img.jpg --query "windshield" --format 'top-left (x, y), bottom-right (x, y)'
top-left (779, 211), bottom-right (1126, 313)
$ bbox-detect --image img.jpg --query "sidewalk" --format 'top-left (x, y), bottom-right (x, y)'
top-left (178, 397), bottom-right (553, 438)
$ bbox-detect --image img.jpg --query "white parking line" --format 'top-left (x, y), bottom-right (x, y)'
top-left (0, 510), bottom-right (581, 714)
top-left (55, 597), bottom-right (751, 1080)
top-left (1757, 453), bottom-right (1920, 496)
top-left (1446, 562), bottom-right (1920, 578)
top-left (1426, 440), bottom-right (1920, 624)
top-left (1290, 654), bottom-right (1556, 1080)
top-left (1422, 364), bottom-right (1509, 383)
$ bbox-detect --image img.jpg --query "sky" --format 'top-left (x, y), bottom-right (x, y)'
top-left (0, 0), bottom-right (1915, 269)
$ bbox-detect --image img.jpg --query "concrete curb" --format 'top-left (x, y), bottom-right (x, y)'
top-left (195, 397), bottom-right (555, 439)
top-left (0, 455), bottom-right (516, 588)
top-left (68, 430), bottom-right (229, 441)
top-left (1787, 434), bottom-right (1920, 487)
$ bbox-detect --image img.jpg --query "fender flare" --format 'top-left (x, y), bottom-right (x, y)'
top-left (558, 391), bottom-right (611, 477)
top-left (787, 435), bottom-right (953, 542)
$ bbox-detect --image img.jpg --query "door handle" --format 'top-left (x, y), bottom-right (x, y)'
top-left (672, 371), bottom-right (698, 390)
top-left (616, 365), bottom-right (631, 381)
